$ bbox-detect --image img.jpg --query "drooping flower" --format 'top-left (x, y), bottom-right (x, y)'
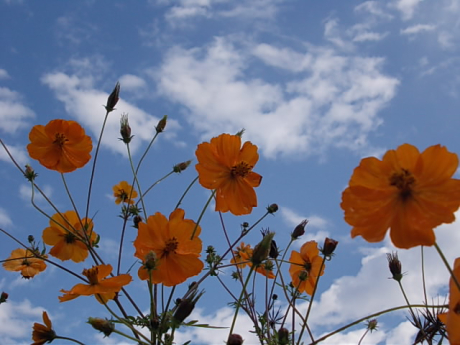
top-left (3, 248), bottom-right (47, 279)
top-left (42, 211), bottom-right (97, 263)
top-left (113, 181), bottom-right (138, 205)
top-left (27, 119), bottom-right (92, 173)
top-left (289, 241), bottom-right (325, 295)
top-left (341, 144), bottom-right (460, 249)
top-left (133, 209), bottom-right (204, 287)
top-left (32, 311), bottom-right (56, 345)
top-left (438, 258), bottom-right (460, 344)
top-left (59, 264), bottom-right (132, 304)
top-left (195, 133), bottom-right (262, 216)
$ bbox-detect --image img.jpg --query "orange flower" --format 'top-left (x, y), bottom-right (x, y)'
top-left (59, 264), bottom-right (132, 304)
top-left (341, 144), bottom-right (460, 249)
top-left (27, 119), bottom-right (92, 173)
top-left (195, 133), bottom-right (262, 215)
top-left (32, 311), bottom-right (56, 345)
top-left (133, 209), bottom-right (204, 286)
top-left (42, 211), bottom-right (97, 263)
top-left (231, 242), bottom-right (275, 279)
top-left (438, 258), bottom-right (460, 344)
top-left (113, 181), bottom-right (138, 205)
top-left (231, 242), bottom-right (252, 268)
top-left (289, 241), bottom-right (325, 295)
top-left (3, 248), bottom-right (47, 279)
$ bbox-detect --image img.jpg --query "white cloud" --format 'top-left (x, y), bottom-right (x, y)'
top-left (119, 74), bottom-right (147, 92)
top-left (0, 143), bottom-right (29, 167)
top-left (391, 0), bottom-right (424, 20)
top-left (400, 24), bottom-right (436, 35)
top-left (41, 68), bottom-right (181, 157)
top-left (155, 37), bottom-right (399, 159)
top-left (0, 69), bottom-right (10, 80)
top-left (354, 1), bottom-right (394, 20)
top-left (438, 30), bottom-right (455, 49)
top-left (353, 31), bottom-right (389, 42)
top-left (0, 86), bottom-right (35, 134)
top-left (0, 299), bottom-right (45, 344)
top-left (0, 207), bottom-right (12, 227)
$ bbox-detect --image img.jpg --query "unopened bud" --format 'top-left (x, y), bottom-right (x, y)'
top-left (144, 251), bottom-right (157, 270)
top-left (0, 292), bottom-right (8, 304)
top-left (387, 252), bottom-right (403, 282)
top-left (155, 115), bottom-right (167, 133)
top-left (87, 317), bottom-right (115, 337)
top-left (133, 215), bottom-right (142, 228)
top-left (292, 219), bottom-right (308, 239)
top-left (24, 164), bottom-right (37, 181)
top-left (278, 327), bottom-right (289, 345)
top-left (227, 333), bottom-right (244, 345)
top-left (105, 82), bottom-right (120, 112)
top-left (172, 289), bottom-right (204, 324)
top-left (267, 204), bottom-right (278, 214)
top-left (119, 114), bottom-right (133, 144)
top-left (173, 160), bottom-right (192, 173)
top-left (252, 231), bottom-right (275, 266)
top-left (366, 319), bottom-right (378, 332)
top-left (28, 235), bottom-right (35, 243)
top-left (321, 238), bottom-right (338, 258)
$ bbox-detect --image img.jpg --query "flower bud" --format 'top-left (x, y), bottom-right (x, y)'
top-left (28, 235), bottom-right (35, 243)
top-left (155, 115), bottom-right (167, 133)
top-left (252, 231), bottom-right (275, 266)
top-left (366, 319), bottom-right (378, 332)
top-left (105, 82), bottom-right (120, 112)
top-left (387, 252), bottom-right (403, 282)
top-left (143, 251), bottom-right (157, 271)
top-left (172, 289), bottom-right (204, 324)
top-left (119, 114), bottom-right (133, 144)
top-left (227, 333), bottom-right (244, 345)
top-left (0, 292), bottom-right (8, 304)
top-left (173, 160), bottom-right (192, 173)
top-left (291, 219), bottom-right (308, 239)
top-left (321, 238), bottom-right (338, 258)
top-left (133, 215), bottom-right (142, 228)
top-left (24, 164), bottom-right (38, 181)
top-left (278, 327), bottom-right (289, 345)
top-left (267, 204), bottom-right (278, 214)
top-left (87, 317), bottom-right (115, 337)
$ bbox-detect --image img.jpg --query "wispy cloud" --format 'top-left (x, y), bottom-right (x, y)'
top-left (155, 37), bottom-right (399, 159)
top-left (400, 24), bottom-right (436, 35)
top-left (0, 85), bottom-right (35, 134)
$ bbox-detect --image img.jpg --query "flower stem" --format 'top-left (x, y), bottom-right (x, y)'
top-left (54, 336), bottom-right (85, 345)
top-left (85, 110), bottom-right (109, 220)
top-left (190, 190), bottom-right (215, 240)
top-left (434, 242), bottom-right (460, 291)
top-left (228, 265), bottom-right (255, 337)
top-left (175, 176), bottom-right (199, 209)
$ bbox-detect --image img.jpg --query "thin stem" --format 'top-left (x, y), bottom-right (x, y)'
top-left (85, 111), bottom-right (110, 220)
top-left (434, 242), bottom-right (460, 291)
top-left (357, 329), bottom-right (369, 345)
top-left (420, 246), bottom-right (428, 304)
top-left (54, 336), bottom-right (85, 345)
top-left (191, 190), bottom-right (215, 240)
top-left (111, 329), bottom-right (150, 345)
top-left (175, 176), bottom-right (199, 209)
top-left (60, 173), bottom-right (81, 219)
top-left (228, 265), bottom-right (255, 337)
top-left (309, 304), bottom-right (446, 345)
top-left (127, 143), bottom-right (147, 219)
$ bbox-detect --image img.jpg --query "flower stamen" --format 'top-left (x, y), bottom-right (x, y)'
top-left (163, 237), bottom-right (179, 257)
top-left (231, 162), bottom-right (252, 178)
top-left (53, 133), bottom-right (69, 147)
top-left (389, 169), bottom-right (416, 200)
top-left (83, 267), bottom-right (100, 285)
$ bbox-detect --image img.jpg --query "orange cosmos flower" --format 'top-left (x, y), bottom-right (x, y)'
top-left (133, 209), bottom-right (204, 287)
top-left (195, 133), bottom-right (262, 216)
top-left (231, 242), bottom-right (275, 279)
top-left (438, 258), bottom-right (460, 344)
top-left (341, 144), bottom-right (460, 249)
top-left (42, 211), bottom-right (97, 263)
top-left (113, 181), bottom-right (138, 205)
top-left (289, 241), bottom-right (325, 295)
top-left (32, 311), bottom-right (56, 345)
top-left (27, 119), bottom-right (92, 173)
top-left (3, 248), bottom-right (47, 279)
top-left (59, 264), bottom-right (132, 304)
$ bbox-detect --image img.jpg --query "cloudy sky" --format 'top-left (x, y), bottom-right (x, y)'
top-left (1, 0), bottom-right (460, 344)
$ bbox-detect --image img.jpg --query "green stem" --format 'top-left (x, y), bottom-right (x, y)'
top-left (190, 190), bottom-right (215, 240)
top-left (175, 176), bottom-right (199, 209)
top-left (434, 242), bottom-right (460, 291)
top-left (54, 335), bottom-right (85, 345)
top-left (228, 265), bottom-right (255, 337)
top-left (111, 329), bottom-right (150, 345)
top-left (309, 304), bottom-right (446, 345)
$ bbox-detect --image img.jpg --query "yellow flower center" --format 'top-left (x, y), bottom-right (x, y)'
top-left (117, 189), bottom-right (128, 201)
top-left (162, 237), bottom-right (179, 257)
top-left (53, 133), bottom-right (69, 148)
top-left (83, 267), bottom-right (100, 285)
top-left (231, 162), bottom-right (253, 178)
top-left (389, 169), bottom-right (416, 200)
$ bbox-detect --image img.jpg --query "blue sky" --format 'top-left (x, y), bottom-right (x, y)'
top-left (1, 0), bottom-right (460, 344)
